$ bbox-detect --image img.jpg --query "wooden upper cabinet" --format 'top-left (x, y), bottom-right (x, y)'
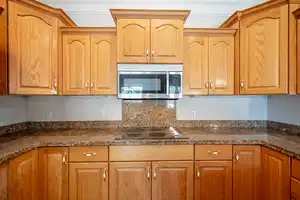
top-left (38, 148), bottom-right (68, 200)
top-left (262, 147), bottom-right (290, 200)
top-left (110, 162), bottom-right (151, 200)
top-left (69, 162), bottom-right (108, 200)
top-left (8, 1), bottom-right (58, 95)
top-left (111, 9), bottom-right (189, 64)
top-left (91, 34), bottom-right (117, 95)
top-left (62, 34), bottom-right (90, 95)
top-left (9, 149), bottom-right (38, 200)
top-left (294, 8), bottom-right (300, 94)
top-left (208, 36), bottom-right (234, 95)
top-left (183, 36), bottom-right (209, 95)
top-left (152, 161), bottom-right (193, 200)
top-left (240, 4), bottom-right (288, 94)
top-left (0, 0), bottom-right (7, 95)
top-left (117, 19), bottom-right (150, 63)
top-left (233, 145), bottom-right (261, 200)
top-left (195, 161), bottom-right (232, 200)
top-left (151, 19), bottom-right (183, 63)
top-left (0, 162), bottom-right (8, 200)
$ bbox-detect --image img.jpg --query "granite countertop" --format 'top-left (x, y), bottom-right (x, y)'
top-left (1, 127), bottom-right (300, 164)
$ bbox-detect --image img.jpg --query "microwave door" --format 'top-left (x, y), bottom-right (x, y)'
top-left (118, 72), bottom-right (168, 99)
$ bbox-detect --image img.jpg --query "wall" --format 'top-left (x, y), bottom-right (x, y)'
top-left (0, 96), bottom-right (27, 126)
top-left (268, 96), bottom-right (300, 125)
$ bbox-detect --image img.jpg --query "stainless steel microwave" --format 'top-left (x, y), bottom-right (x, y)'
top-left (117, 64), bottom-right (183, 99)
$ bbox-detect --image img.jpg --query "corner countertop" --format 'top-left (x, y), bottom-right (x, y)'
top-left (1, 127), bottom-right (300, 164)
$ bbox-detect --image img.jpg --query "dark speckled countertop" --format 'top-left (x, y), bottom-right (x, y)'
top-left (1, 128), bottom-right (300, 164)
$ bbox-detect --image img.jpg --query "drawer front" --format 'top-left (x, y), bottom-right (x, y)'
top-left (292, 177), bottom-right (300, 199)
top-left (195, 145), bottom-right (232, 160)
top-left (69, 146), bottom-right (108, 162)
top-left (292, 159), bottom-right (300, 180)
top-left (109, 145), bottom-right (194, 161)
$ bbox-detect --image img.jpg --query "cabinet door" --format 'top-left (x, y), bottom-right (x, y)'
top-left (240, 5), bottom-right (288, 94)
top-left (183, 36), bottom-right (209, 95)
top-left (8, 1), bottom-right (58, 95)
top-left (9, 149), bottom-right (38, 200)
top-left (262, 147), bottom-right (290, 200)
top-left (233, 145), bottom-right (261, 200)
top-left (0, 0), bottom-right (7, 94)
top-left (110, 162), bottom-right (151, 200)
top-left (69, 162), bottom-right (108, 200)
top-left (151, 19), bottom-right (183, 63)
top-left (62, 34), bottom-right (90, 95)
top-left (152, 161), bottom-right (193, 200)
top-left (117, 19), bottom-right (150, 63)
top-left (38, 148), bottom-right (68, 200)
top-left (209, 36), bottom-right (234, 95)
top-left (91, 34), bottom-right (117, 95)
top-left (195, 161), bottom-right (232, 200)
top-left (0, 162), bottom-right (8, 200)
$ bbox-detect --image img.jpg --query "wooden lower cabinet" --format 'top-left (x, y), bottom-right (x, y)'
top-left (152, 161), bottom-right (193, 200)
top-left (262, 147), bottom-right (290, 200)
top-left (195, 161), bottom-right (232, 200)
top-left (69, 162), bottom-right (108, 200)
top-left (8, 149), bottom-right (38, 200)
top-left (233, 145), bottom-right (261, 200)
top-left (110, 162), bottom-right (151, 200)
top-left (0, 162), bottom-right (8, 200)
top-left (38, 148), bottom-right (68, 200)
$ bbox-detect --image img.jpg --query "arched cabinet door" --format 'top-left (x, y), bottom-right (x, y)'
top-left (151, 19), bottom-right (183, 63)
top-left (240, 5), bottom-right (288, 94)
top-left (8, 1), bottom-right (58, 95)
top-left (117, 19), bottom-right (150, 63)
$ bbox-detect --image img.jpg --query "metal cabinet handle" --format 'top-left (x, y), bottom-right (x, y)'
top-left (52, 80), bottom-right (57, 94)
top-left (91, 81), bottom-right (95, 92)
top-left (196, 166), bottom-right (200, 178)
top-left (208, 150), bottom-right (220, 156)
top-left (241, 80), bottom-right (245, 90)
top-left (146, 49), bottom-right (149, 60)
top-left (84, 152), bottom-right (97, 157)
top-left (62, 152), bottom-right (67, 164)
top-left (209, 81), bottom-right (214, 90)
top-left (0, 7), bottom-right (4, 15)
top-left (205, 81), bottom-right (209, 89)
top-left (103, 168), bottom-right (107, 180)
top-left (85, 81), bottom-right (89, 88)
top-left (147, 167), bottom-right (150, 180)
top-left (235, 152), bottom-right (240, 162)
top-left (153, 167), bottom-right (156, 179)
top-left (152, 48), bottom-right (155, 59)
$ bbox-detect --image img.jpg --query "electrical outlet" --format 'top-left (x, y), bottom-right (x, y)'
top-left (192, 111), bottom-right (196, 120)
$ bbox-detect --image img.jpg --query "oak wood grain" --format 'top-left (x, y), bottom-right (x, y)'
top-left (0, 0), bottom-right (7, 94)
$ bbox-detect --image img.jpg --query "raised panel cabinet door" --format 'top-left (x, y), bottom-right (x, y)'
top-left (0, 162), bottom-right (8, 200)
top-left (195, 161), bottom-right (232, 200)
top-left (297, 16), bottom-right (300, 94)
top-left (110, 162), bottom-right (151, 200)
top-left (0, 0), bottom-right (7, 94)
top-left (262, 147), bottom-right (290, 200)
top-left (240, 5), bottom-right (288, 94)
top-left (69, 162), bottom-right (108, 200)
top-left (208, 36), bottom-right (234, 95)
top-left (8, 1), bottom-right (58, 95)
top-left (117, 19), bottom-right (150, 63)
top-left (91, 34), bottom-right (117, 95)
top-left (233, 145), bottom-right (261, 200)
top-left (62, 34), bottom-right (90, 95)
top-left (183, 36), bottom-right (209, 95)
top-left (38, 148), bottom-right (68, 200)
top-left (151, 19), bottom-right (183, 63)
top-left (152, 161), bottom-right (193, 200)
top-left (9, 149), bottom-right (38, 200)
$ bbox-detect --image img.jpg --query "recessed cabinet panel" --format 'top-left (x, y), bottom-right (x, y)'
top-left (209, 36), bottom-right (234, 95)
top-left (151, 19), bottom-right (183, 63)
top-left (240, 5), bottom-right (288, 94)
top-left (183, 36), bottom-right (209, 95)
top-left (117, 19), bottom-right (150, 63)
top-left (62, 34), bottom-right (90, 95)
top-left (152, 161), bottom-right (193, 200)
top-left (91, 34), bottom-right (117, 95)
top-left (110, 162), bottom-right (151, 200)
top-left (9, 1), bottom-right (57, 95)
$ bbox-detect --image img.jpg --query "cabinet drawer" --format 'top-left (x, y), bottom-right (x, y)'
top-left (292, 177), bottom-right (300, 199)
top-left (110, 145), bottom-right (193, 161)
top-left (195, 145), bottom-right (232, 160)
top-left (292, 159), bottom-right (300, 180)
top-left (69, 146), bottom-right (108, 162)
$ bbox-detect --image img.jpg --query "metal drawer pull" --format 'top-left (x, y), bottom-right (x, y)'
top-left (196, 166), bottom-right (200, 178)
top-left (62, 152), bottom-right (67, 164)
top-left (103, 168), bottom-right (107, 180)
top-left (235, 152), bottom-right (240, 162)
top-left (84, 152), bottom-right (97, 157)
top-left (208, 150), bottom-right (220, 156)
top-left (153, 167), bottom-right (156, 179)
top-left (147, 167), bottom-right (150, 179)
